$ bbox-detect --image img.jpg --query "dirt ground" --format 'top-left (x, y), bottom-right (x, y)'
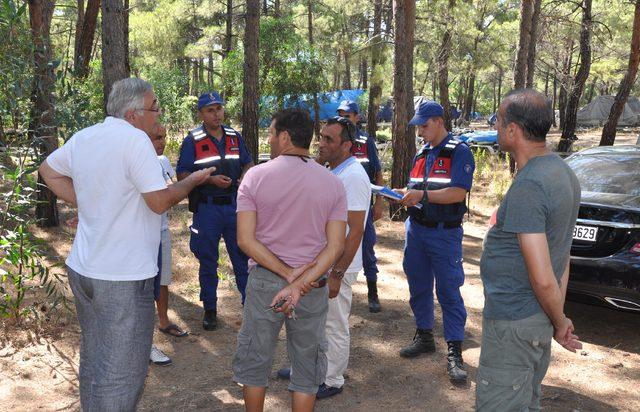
top-left (1, 127), bottom-right (639, 411)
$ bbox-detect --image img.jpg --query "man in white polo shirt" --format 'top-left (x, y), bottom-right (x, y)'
top-left (39, 78), bottom-right (213, 411)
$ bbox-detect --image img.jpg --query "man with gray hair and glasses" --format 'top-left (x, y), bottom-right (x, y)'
top-left (39, 78), bottom-right (214, 411)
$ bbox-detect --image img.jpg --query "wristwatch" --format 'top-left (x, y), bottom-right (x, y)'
top-left (422, 189), bottom-right (429, 206)
top-left (330, 268), bottom-right (345, 280)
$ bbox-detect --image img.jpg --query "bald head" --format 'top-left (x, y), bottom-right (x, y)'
top-left (500, 89), bottom-right (553, 142)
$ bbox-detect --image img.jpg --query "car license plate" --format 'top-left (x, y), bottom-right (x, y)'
top-left (573, 225), bottom-right (598, 242)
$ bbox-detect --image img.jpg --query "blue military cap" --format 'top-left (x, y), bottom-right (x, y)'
top-left (409, 101), bottom-right (444, 125)
top-left (337, 100), bottom-right (359, 114)
top-left (197, 91), bottom-right (225, 110)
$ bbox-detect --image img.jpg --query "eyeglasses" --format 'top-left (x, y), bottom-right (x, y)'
top-left (137, 107), bottom-right (163, 115)
top-left (326, 116), bottom-right (355, 143)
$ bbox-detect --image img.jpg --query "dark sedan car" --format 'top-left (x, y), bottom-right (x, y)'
top-left (564, 145), bottom-right (640, 312)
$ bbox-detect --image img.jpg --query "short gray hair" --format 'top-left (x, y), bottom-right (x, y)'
top-left (106, 78), bottom-right (153, 119)
top-left (502, 89), bottom-right (552, 142)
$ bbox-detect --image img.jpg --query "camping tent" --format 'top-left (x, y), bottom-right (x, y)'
top-left (259, 89), bottom-right (365, 126)
top-left (576, 95), bottom-right (640, 127)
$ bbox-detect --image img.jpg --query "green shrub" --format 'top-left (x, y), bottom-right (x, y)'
top-left (1, 141), bottom-right (68, 322)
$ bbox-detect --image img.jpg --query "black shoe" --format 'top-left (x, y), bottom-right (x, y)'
top-left (368, 296), bottom-right (382, 313)
top-left (446, 341), bottom-right (468, 383)
top-left (316, 383), bottom-right (343, 399)
top-left (367, 280), bottom-right (382, 313)
top-left (399, 329), bottom-right (436, 358)
top-left (203, 309), bottom-right (217, 331)
top-left (276, 367), bottom-right (291, 380)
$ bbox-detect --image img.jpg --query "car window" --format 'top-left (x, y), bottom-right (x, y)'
top-left (566, 154), bottom-right (640, 196)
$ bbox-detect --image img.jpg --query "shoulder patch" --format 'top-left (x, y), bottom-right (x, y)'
top-left (223, 126), bottom-right (237, 136)
top-left (190, 126), bottom-right (206, 141)
top-left (444, 139), bottom-right (461, 150)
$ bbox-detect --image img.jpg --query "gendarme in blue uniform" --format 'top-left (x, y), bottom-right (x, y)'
top-left (403, 132), bottom-right (474, 342)
top-left (177, 105), bottom-right (252, 313)
top-left (337, 100), bottom-right (383, 288)
top-left (352, 127), bottom-right (382, 282)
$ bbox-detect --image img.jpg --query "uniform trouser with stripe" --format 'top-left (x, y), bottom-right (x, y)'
top-left (362, 211), bottom-right (379, 282)
top-left (402, 218), bottom-right (467, 342)
top-left (324, 271), bottom-right (359, 388)
top-left (190, 202), bottom-right (249, 311)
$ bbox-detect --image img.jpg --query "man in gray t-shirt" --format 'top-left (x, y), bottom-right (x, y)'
top-left (476, 89), bottom-right (582, 411)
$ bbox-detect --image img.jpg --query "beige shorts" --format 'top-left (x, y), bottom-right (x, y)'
top-left (232, 265), bottom-right (328, 394)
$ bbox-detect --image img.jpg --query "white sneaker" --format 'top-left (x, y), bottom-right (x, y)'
top-left (150, 345), bottom-right (172, 366)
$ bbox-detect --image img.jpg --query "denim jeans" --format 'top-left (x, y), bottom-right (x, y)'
top-left (67, 267), bottom-right (155, 412)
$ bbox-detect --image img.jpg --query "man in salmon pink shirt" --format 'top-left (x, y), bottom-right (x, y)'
top-left (232, 109), bottom-right (347, 412)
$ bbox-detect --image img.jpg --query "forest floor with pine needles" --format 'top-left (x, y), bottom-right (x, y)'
top-left (1, 125), bottom-right (639, 411)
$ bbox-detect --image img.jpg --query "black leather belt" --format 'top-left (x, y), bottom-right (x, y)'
top-left (200, 196), bottom-right (232, 205)
top-left (412, 218), bottom-right (462, 229)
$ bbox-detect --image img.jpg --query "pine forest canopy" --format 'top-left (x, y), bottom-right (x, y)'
top-left (1, 0), bottom-right (639, 148)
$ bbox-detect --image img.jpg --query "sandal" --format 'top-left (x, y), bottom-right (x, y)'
top-left (159, 323), bottom-right (189, 338)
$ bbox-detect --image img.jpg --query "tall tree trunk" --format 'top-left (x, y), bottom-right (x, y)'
top-left (274, 0), bottom-right (280, 17)
top-left (544, 70), bottom-right (549, 96)
top-left (29, 0), bottom-right (59, 227)
top-left (190, 59), bottom-right (197, 95)
top-left (193, 59), bottom-right (200, 94)
top-left (307, 0), bottom-right (313, 45)
top-left (207, 53), bottom-right (213, 87)
top-left (342, 47), bottom-right (351, 89)
top-left (418, 66), bottom-right (430, 96)
top-left (390, 0), bottom-right (415, 221)
top-left (242, 0), bottom-right (260, 163)
top-left (457, 75), bottom-right (466, 110)
top-left (367, 0), bottom-right (384, 139)
top-left (558, 0), bottom-right (592, 153)
top-left (221, 0), bottom-right (233, 99)
top-left (102, 0), bottom-right (130, 113)
top-left (492, 79), bottom-right (497, 114)
top-left (600, 0), bottom-right (640, 146)
top-left (308, 0), bottom-right (320, 139)
top-left (334, 50), bottom-right (341, 90)
top-left (558, 41), bottom-right (574, 131)
top-left (514, 0), bottom-right (533, 88)
top-left (360, 57), bottom-right (368, 90)
top-left (74, 0), bottom-right (84, 60)
top-left (438, 0), bottom-right (455, 131)
top-left (586, 77), bottom-right (597, 102)
top-left (497, 68), bottom-right (502, 107)
top-left (552, 73), bottom-right (558, 126)
top-left (432, 69), bottom-right (437, 101)
top-left (74, 0), bottom-right (100, 79)
top-left (525, 0), bottom-right (542, 88)
top-left (558, 82), bottom-right (567, 129)
top-left (224, 0), bottom-right (233, 58)
top-left (473, 88), bottom-right (478, 114)
top-left (512, 0), bottom-right (534, 173)
top-left (463, 72), bottom-right (476, 121)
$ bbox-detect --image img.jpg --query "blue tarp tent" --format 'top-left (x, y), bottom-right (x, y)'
top-left (377, 100), bottom-right (393, 123)
top-left (458, 130), bottom-right (498, 145)
top-left (260, 89), bottom-right (365, 126)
